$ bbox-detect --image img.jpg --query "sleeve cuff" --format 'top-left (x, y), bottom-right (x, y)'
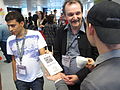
top-left (76, 67), bottom-right (91, 83)
top-left (55, 79), bottom-right (63, 83)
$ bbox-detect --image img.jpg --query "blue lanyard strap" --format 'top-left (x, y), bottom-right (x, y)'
top-left (16, 31), bottom-right (26, 65)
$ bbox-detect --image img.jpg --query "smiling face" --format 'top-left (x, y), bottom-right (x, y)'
top-left (7, 19), bottom-right (24, 37)
top-left (64, 2), bottom-right (83, 29)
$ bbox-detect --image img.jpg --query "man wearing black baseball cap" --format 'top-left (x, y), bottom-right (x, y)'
top-left (81, 0), bottom-right (120, 90)
top-left (45, 1), bottom-right (120, 90)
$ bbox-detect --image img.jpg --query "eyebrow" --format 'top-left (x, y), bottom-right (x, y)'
top-left (8, 24), bottom-right (16, 27)
top-left (67, 11), bottom-right (81, 16)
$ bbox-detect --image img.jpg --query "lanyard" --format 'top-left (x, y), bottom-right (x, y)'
top-left (67, 37), bottom-right (77, 52)
top-left (67, 31), bottom-right (80, 52)
top-left (16, 35), bottom-right (26, 65)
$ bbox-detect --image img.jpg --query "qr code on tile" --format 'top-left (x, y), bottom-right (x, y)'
top-left (44, 55), bottom-right (53, 64)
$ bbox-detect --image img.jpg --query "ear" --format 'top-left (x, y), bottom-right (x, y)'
top-left (63, 13), bottom-right (68, 20)
top-left (88, 23), bottom-right (94, 35)
top-left (64, 15), bottom-right (67, 20)
top-left (20, 21), bottom-right (24, 27)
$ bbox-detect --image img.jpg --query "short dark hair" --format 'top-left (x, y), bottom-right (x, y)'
top-left (46, 14), bottom-right (55, 24)
top-left (62, 0), bottom-right (83, 15)
top-left (54, 9), bottom-right (57, 13)
top-left (5, 11), bottom-right (24, 23)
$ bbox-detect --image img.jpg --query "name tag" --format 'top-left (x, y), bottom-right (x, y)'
top-left (17, 65), bottom-right (27, 76)
top-left (62, 55), bottom-right (72, 67)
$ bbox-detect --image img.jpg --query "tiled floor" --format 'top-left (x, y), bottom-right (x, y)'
top-left (0, 50), bottom-right (56, 90)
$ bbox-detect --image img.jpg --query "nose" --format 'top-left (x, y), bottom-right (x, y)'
top-left (9, 26), bottom-right (13, 32)
top-left (73, 14), bottom-right (78, 20)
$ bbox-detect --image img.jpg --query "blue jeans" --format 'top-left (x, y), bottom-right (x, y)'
top-left (15, 77), bottom-right (44, 90)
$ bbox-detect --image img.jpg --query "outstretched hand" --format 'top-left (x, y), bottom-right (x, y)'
top-left (86, 58), bottom-right (95, 70)
top-left (45, 72), bottom-right (66, 81)
top-left (63, 75), bottom-right (79, 85)
top-left (45, 50), bottom-right (53, 54)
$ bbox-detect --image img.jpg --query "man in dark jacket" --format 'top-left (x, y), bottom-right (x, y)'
top-left (47, 1), bottom-right (120, 90)
top-left (53, 0), bottom-right (98, 90)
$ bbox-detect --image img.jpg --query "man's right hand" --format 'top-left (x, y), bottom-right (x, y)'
top-left (63, 75), bottom-right (79, 85)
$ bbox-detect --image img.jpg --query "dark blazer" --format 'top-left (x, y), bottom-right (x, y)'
top-left (53, 25), bottom-right (98, 84)
top-left (53, 25), bottom-right (98, 67)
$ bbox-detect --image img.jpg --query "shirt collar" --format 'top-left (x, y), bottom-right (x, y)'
top-left (64, 24), bottom-right (69, 30)
top-left (95, 49), bottom-right (120, 65)
top-left (64, 21), bottom-right (85, 33)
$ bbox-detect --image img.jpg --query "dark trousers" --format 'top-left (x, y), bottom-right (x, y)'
top-left (15, 77), bottom-right (44, 90)
top-left (0, 41), bottom-right (12, 62)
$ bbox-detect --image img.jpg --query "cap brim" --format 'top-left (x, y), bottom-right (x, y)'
top-left (95, 26), bottom-right (120, 44)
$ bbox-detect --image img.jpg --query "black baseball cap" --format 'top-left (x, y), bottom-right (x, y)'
top-left (87, 1), bottom-right (120, 44)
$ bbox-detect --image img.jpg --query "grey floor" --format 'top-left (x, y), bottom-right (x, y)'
top-left (0, 50), bottom-right (56, 90)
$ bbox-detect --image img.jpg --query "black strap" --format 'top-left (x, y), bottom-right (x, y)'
top-left (67, 37), bottom-right (77, 52)
top-left (16, 30), bottom-right (27, 65)
top-left (16, 37), bottom-right (26, 65)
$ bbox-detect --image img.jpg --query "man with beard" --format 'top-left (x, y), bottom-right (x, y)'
top-left (53, 0), bottom-right (98, 90)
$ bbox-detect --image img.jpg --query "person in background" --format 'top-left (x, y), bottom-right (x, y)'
top-left (37, 11), bottom-right (44, 31)
top-left (32, 11), bottom-right (39, 30)
top-left (24, 17), bottom-right (28, 29)
top-left (46, 1), bottom-right (120, 90)
top-left (53, 0), bottom-right (98, 90)
top-left (5, 11), bottom-right (47, 90)
top-left (43, 14), bottom-right (58, 51)
top-left (28, 12), bottom-right (33, 28)
top-left (58, 13), bottom-right (67, 27)
top-left (0, 24), bottom-right (12, 63)
top-left (39, 11), bottom-right (48, 30)
top-left (53, 9), bottom-right (57, 24)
